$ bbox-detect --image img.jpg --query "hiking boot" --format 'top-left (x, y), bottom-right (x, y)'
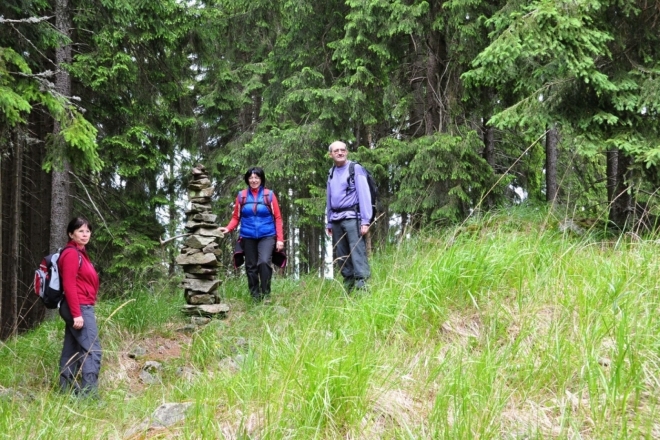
top-left (59, 375), bottom-right (80, 395)
top-left (354, 278), bottom-right (368, 291)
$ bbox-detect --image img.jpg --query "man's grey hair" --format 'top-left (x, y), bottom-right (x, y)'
top-left (328, 140), bottom-right (346, 152)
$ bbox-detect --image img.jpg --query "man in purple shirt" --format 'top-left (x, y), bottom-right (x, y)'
top-left (326, 140), bottom-right (372, 292)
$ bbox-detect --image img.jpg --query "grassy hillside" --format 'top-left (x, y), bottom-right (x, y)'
top-left (1, 208), bottom-right (659, 439)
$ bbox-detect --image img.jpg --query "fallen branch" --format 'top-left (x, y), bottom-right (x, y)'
top-left (0, 16), bottom-right (53, 24)
top-left (159, 233), bottom-right (191, 247)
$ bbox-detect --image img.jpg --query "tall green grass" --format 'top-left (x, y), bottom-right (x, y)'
top-left (1, 208), bottom-right (659, 439)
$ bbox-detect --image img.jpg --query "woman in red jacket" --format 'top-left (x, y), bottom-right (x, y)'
top-left (219, 167), bottom-right (284, 302)
top-left (58, 216), bottom-right (101, 398)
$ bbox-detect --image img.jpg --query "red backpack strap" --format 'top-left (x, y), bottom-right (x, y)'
top-left (239, 189), bottom-right (248, 208)
top-left (239, 188), bottom-right (273, 214)
top-left (263, 188), bottom-right (272, 213)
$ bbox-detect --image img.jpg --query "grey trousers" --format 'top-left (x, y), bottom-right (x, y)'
top-left (242, 235), bottom-right (275, 300)
top-left (59, 304), bottom-right (102, 395)
top-left (331, 218), bottom-right (371, 286)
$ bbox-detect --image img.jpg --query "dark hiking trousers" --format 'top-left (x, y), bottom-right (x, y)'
top-left (331, 218), bottom-right (370, 290)
top-left (242, 235), bottom-right (275, 300)
top-left (59, 304), bottom-right (102, 396)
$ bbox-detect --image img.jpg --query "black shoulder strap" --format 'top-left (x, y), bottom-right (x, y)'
top-left (328, 163), bottom-right (356, 183)
top-left (348, 162), bottom-right (356, 185)
top-left (344, 162), bottom-right (357, 196)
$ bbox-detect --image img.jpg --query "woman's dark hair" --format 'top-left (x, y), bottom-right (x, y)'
top-left (244, 167), bottom-right (266, 186)
top-left (67, 216), bottom-right (92, 235)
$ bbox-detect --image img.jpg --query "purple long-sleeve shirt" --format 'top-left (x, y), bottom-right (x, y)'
top-left (326, 161), bottom-right (373, 228)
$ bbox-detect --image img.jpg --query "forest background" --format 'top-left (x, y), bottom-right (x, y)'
top-left (1, 0), bottom-right (659, 338)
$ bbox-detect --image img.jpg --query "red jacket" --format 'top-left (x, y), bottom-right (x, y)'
top-left (59, 241), bottom-right (99, 318)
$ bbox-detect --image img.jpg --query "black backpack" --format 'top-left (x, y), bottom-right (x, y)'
top-left (34, 246), bottom-right (81, 309)
top-left (329, 161), bottom-right (381, 224)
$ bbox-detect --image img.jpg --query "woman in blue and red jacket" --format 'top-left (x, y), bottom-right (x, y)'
top-left (219, 167), bottom-right (284, 301)
top-left (58, 216), bottom-right (101, 398)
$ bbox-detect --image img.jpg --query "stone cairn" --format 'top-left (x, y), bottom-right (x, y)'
top-left (175, 164), bottom-right (229, 320)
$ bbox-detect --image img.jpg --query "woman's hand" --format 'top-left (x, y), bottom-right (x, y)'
top-left (276, 241), bottom-right (284, 251)
top-left (73, 316), bottom-right (84, 330)
top-left (218, 227), bottom-right (229, 234)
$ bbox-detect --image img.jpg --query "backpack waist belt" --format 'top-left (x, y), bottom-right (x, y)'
top-left (332, 204), bottom-right (358, 213)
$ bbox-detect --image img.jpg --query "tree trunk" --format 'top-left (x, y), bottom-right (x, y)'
top-left (483, 123), bottom-right (495, 168)
top-left (50, 166), bottom-right (72, 251)
top-left (308, 223), bottom-right (321, 276)
top-left (0, 138), bottom-right (3, 334)
top-left (299, 224), bottom-right (308, 275)
top-left (607, 149), bottom-right (632, 229)
top-left (545, 124), bottom-right (559, 203)
top-left (0, 143), bottom-right (9, 338)
top-left (4, 135), bottom-right (23, 337)
top-left (50, 0), bottom-right (73, 252)
top-left (22, 112), bottom-right (53, 328)
top-left (606, 148), bottom-right (618, 204)
top-left (167, 156), bottom-right (177, 276)
top-left (425, 33), bottom-right (441, 135)
top-left (48, 0), bottom-right (73, 322)
top-left (1, 96), bottom-right (52, 339)
top-left (400, 212), bottom-right (408, 240)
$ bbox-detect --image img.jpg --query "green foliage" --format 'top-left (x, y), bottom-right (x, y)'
top-left (45, 109), bottom-right (103, 172)
top-left (463, 0), bottom-right (660, 172)
top-left (0, 47), bottom-right (101, 171)
top-left (89, 215), bottom-right (167, 292)
top-left (331, 0), bottom-right (429, 81)
top-left (0, 0), bottom-right (101, 171)
top-left (61, 0), bottom-right (201, 283)
top-left (4, 0), bottom-right (660, 289)
top-left (0, 48), bottom-right (33, 126)
top-left (377, 132), bottom-right (504, 224)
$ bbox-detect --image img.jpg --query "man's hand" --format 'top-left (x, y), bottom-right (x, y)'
top-left (360, 224), bottom-right (370, 236)
top-left (276, 240), bottom-right (284, 251)
top-left (326, 228), bottom-right (333, 236)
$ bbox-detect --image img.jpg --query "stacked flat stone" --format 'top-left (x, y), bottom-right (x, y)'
top-left (175, 164), bottom-right (228, 318)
